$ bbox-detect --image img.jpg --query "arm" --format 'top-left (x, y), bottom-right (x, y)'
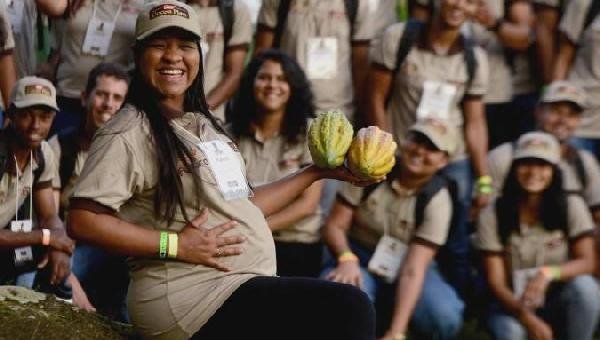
top-left (463, 97), bottom-right (490, 215)
top-left (0, 53), bottom-right (16, 108)
top-left (206, 47), bottom-right (247, 110)
top-left (382, 242), bottom-right (437, 339)
top-left (552, 35), bottom-right (576, 80)
top-left (475, 0), bottom-right (533, 51)
top-left (366, 65), bottom-right (393, 131)
top-left (352, 42), bottom-right (370, 123)
top-left (266, 180), bottom-right (322, 231)
top-left (535, 5), bottom-right (560, 84)
top-left (254, 26), bottom-right (275, 56)
top-left (35, 0), bottom-right (68, 17)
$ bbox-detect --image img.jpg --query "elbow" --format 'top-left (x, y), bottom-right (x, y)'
top-left (66, 209), bottom-right (89, 241)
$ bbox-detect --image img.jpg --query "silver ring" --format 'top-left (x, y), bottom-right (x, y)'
top-left (215, 248), bottom-right (222, 257)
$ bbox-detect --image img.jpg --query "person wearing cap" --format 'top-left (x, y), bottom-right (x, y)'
top-left (476, 131), bottom-right (600, 340)
top-left (36, 0), bottom-right (145, 136)
top-left (487, 80), bottom-right (600, 227)
top-left (0, 76), bottom-right (74, 291)
top-left (67, 1), bottom-right (376, 339)
top-left (0, 1), bottom-right (17, 126)
top-left (321, 118), bottom-right (464, 340)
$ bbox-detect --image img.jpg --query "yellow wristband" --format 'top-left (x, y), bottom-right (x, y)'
top-left (392, 333), bottom-right (406, 340)
top-left (337, 251), bottom-right (358, 263)
top-left (540, 265), bottom-right (561, 281)
top-left (477, 175), bottom-right (492, 186)
top-left (167, 233), bottom-right (178, 259)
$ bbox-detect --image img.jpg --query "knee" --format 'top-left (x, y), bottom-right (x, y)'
top-left (415, 299), bottom-right (464, 337)
top-left (564, 275), bottom-right (600, 309)
top-left (489, 315), bottom-right (526, 340)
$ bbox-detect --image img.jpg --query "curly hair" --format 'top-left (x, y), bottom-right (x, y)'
top-left (495, 159), bottom-right (568, 245)
top-left (230, 49), bottom-right (315, 144)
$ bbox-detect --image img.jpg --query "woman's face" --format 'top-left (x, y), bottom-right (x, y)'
top-left (253, 60), bottom-right (291, 115)
top-left (438, 0), bottom-right (478, 29)
top-left (515, 159), bottom-right (554, 194)
top-left (138, 29), bottom-right (200, 106)
top-left (400, 133), bottom-right (448, 177)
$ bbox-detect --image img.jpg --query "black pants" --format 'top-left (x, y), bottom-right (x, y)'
top-left (193, 276), bottom-right (376, 340)
top-left (275, 241), bottom-right (323, 278)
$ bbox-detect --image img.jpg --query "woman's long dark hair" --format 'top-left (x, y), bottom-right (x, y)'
top-left (495, 159), bottom-right (568, 245)
top-left (127, 35), bottom-right (227, 224)
top-left (230, 49), bottom-right (315, 144)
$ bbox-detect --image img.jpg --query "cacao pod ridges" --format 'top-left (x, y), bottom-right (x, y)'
top-left (347, 126), bottom-right (397, 180)
top-left (308, 110), bottom-right (354, 169)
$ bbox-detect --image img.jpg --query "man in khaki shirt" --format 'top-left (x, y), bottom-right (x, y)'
top-left (0, 1), bottom-right (16, 121)
top-left (0, 76), bottom-right (73, 293)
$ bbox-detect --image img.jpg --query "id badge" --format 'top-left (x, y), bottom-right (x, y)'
top-left (198, 141), bottom-right (251, 201)
top-left (81, 17), bottom-right (116, 56)
top-left (512, 267), bottom-right (539, 299)
top-left (368, 235), bottom-right (408, 283)
top-left (416, 81), bottom-right (457, 120)
top-left (10, 220), bottom-right (33, 266)
top-left (306, 38), bottom-right (338, 80)
top-left (7, 0), bottom-right (24, 34)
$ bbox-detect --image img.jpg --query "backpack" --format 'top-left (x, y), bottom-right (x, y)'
top-left (272, 0), bottom-right (359, 48)
top-left (393, 19), bottom-right (477, 91)
top-left (56, 128), bottom-right (81, 192)
top-left (0, 130), bottom-right (46, 222)
top-left (583, 0), bottom-right (600, 34)
top-left (218, 0), bottom-right (235, 46)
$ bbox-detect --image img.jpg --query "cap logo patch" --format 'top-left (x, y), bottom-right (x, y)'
top-left (422, 118), bottom-right (447, 135)
top-left (24, 84), bottom-right (52, 97)
top-left (149, 4), bottom-right (189, 20)
top-left (521, 138), bottom-right (551, 151)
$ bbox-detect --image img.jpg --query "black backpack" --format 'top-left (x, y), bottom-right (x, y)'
top-left (393, 19), bottom-right (477, 91)
top-left (218, 0), bottom-right (235, 46)
top-left (272, 0), bottom-right (359, 48)
top-left (56, 128), bottom-right (81, 193)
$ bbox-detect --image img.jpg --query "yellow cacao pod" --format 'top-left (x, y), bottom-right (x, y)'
top-left (308, 110), bottom-right (354, 169)
top-left (347, 126), bottom-right (397, 180)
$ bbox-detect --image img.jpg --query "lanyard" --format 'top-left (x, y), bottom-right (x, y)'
top-left (14, 152), bottom-right (33, 221)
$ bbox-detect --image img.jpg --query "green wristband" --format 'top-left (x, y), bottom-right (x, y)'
top-left (478, 184), bottom-right (494, 195)
top-left (159, 231), bottom-right (169, 259)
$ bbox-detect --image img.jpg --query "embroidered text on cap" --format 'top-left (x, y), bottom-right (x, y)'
top-left (24, 85), bottom-right (52, 97)
top-left (149, 4), bottom-right (189, 20)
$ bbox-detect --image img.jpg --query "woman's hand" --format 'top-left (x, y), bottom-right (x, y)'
top-left (521, 273), bottom-right (550, 309)
top-left (177, 210), bottom-right (245, 271)
top-left (325, 261), bottom-right (363, 288)
top-left (68, 274), bottom-right (96, 313)
top-left (317, 165), bottom-right (384, 187)
top-left (522, 312), bottom-right (553, 340)
top-left (48, 250), bottom-right (71, 285)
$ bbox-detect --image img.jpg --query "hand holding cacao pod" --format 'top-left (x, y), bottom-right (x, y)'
top-left (308, 110), bottom-right (354, 169)
top-left (347, 126), bottom-right (397, 181)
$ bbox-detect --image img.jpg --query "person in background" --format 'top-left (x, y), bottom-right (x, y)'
top-left (67, 2), bottom-right (376, 338)
top-left (49, 62), bottom-right (130, 317)
top-left (0, 2), bottom-right (17, 126)
top-left (0, 76), bottom-right (73, 296)
top-left (476, 131), bottom-right (600, 340)
top-left (532, 0), bottom-right (568, 86)
top-left (186, 0), bottom-right (253, 122)
top-left (366, 0), bottom-right (490, 298)
top-left (229, 49), bottom-right (322, 277)
top-left (553, 0), bottom-right (600, 160)
top-left (36, 0), bottom-right (144, 136)
top-left (322, 118), bottom-right (463, 340)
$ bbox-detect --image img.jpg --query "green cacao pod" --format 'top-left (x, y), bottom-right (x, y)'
top-left (347, 126), bottom-right (397, 180)
top-left (308, 110), bottom-right (354, 169)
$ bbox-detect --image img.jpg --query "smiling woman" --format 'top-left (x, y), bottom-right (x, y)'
top-left (66, 1), bottom-right (376, 340)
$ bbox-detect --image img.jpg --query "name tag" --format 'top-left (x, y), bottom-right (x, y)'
top-left (306, 38), bottom-right (338, 80)
top-left (198, 141), bottom-right (251, 201)
top-left (512, 267), bottom-right (539, 299)
top-left (416, 80), bottom-right (457, 120)
top-left (368, 235), bottom-right (408, 283)
top-left (10, 220), bottom-right (33, 266)
top-left (81, 18), bottom-right (116, 56)
top-left (7, 0), bottom-right (24, 34)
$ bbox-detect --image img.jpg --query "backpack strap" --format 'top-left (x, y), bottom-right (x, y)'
top-left (344, 0), bottom-right (358, 36)
top-left (462, 35), bottom-right (477, 91)
top-left (393, 19), bottom-right (424, 74)
top-left (564, 144), bottom-right (588, 190)
top-left (0, 131), bottom-right (8, 183)
top-left (218, 0), bottom-right (235, 46)
top-left (584, 0), bottom-right (600, 32)
top-left (57, 128), bottom-right (80, 190)
top-left (273, 0), bottom-right (292, 48)
top-left (414, 174), bottom-right (453, 227)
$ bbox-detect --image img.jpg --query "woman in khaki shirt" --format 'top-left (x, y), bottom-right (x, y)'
top-left (67, 1), bottom-right (375, 339)
top-left (476, 132), bottom-right (599, 340)
top-left (230, 49), bottom-right (323, 278)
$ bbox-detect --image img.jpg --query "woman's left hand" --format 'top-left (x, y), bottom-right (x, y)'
top-left (317, 165), bottom-right (384, 187)
top-left (521, 273), bottom-right (550, 309)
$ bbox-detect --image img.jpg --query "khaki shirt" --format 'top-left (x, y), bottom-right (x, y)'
top-left (475, 195), bottom-right (593, 271)
top-left (190, 1), bottom-right (253, 121)
top-left (0, 141), bottom-right (56, 229)
top-left (488, 142), bottom-right (600, 208)
top-left (55, 0), bottom-right (144, 98)
top-left (338, 179), bottom-right (452, 250)
top-left (12, 0), bottom-right (40, 78)
top-left (235, 130), bottom-right (321, 243)
top-left (467, 1), bottom-right (513, 103)
top-left (48, 136), bottom-right (89, 212)
top-left (370, 22), bottom-right (489, 159)
top-left (560, 0), bottom-right (600, 138)
top-left (0, 1), bottom-right (15, 53)
top-left (71, 105), bottom-right (276, 339)
top-left (257, 0), bottom-right (376, 120)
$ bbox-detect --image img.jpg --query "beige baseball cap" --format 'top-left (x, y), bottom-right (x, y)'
top-left (541, 80), bottom-right (586, 110)
top-left (136, 0), bottom-right (202, 41)
top-left (11, 76), bottom-right (59, 111)
top-left (408, 118), bottom-right (457, 156)
top-left (513, 132), bottom-right (561, 165)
